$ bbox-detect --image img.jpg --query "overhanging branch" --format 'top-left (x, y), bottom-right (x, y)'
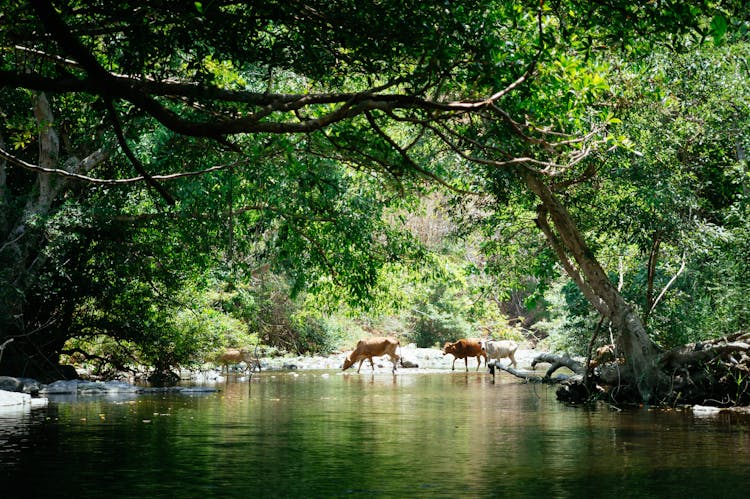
top-left (12, 0), bottom-right (543, 144)
top-left (0, 145), bottom-right (243, 185)
top-left (105, 100), bottom-right (175, 205)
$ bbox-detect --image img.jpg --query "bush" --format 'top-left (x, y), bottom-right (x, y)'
top-left (407, 305), bottom-right (472, 348)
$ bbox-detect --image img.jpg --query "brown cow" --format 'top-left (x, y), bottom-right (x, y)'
top-left (342, 337), bottom-right (400, 373)
top-left (443, 338), bottom-right (487, 371)
top-left (217, 348), bottom-right (259, 374)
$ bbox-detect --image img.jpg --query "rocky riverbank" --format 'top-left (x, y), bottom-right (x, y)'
top-left (6, 344), bottom-right (750, 419)
top-left (1, 345), bottom-right (544, 409)
top-left (0, 377), bottom-right (221, 411)
top-left (212, 344), bottom-right (543, 374)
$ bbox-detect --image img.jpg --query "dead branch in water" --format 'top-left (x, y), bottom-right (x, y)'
top-left (530, 352), bottom-right (585, 379)
top-left (488, 352), bottom-right (583, 383)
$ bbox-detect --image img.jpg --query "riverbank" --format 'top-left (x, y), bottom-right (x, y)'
top-left (5, 345), bottom-right (750, 418)
top-left (207, 344), bottom-right (544, 374)
top-left (0, 345), bottom-right (545, 409)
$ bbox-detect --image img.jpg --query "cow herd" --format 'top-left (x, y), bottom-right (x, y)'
top-left (341, 336), bottom-right (519, 374)
top-left (215, 336), bottom-right (520, 375)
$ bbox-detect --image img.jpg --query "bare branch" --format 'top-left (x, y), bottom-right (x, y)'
top-left (648, 252), bottom-right (687, 317)
top-left (364, 111), bottom-right (481, 196)
top-left (0, 145), bottom-right (242, 185)
top-left (426, 121), bottom-right (572, 173)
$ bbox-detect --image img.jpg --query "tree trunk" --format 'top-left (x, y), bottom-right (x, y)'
top-left (521, 168), bottom-right (663, 402)
top-left (643, 234), bottom-right (661, 324)
top-left (0, 92), bottom-right (109, 379)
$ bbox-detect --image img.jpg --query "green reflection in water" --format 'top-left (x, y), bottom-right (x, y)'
top-left (2, 372), bottom-right (750, 498)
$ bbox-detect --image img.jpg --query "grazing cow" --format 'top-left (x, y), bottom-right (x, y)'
top-left (342, 337), bottom-right (400, 373)
top-left (217, 348), bottom-right (259, 374)
top-left (483, 339), bottom-right (519, 368)
top-left (443, 339), bottom-right (487, 371)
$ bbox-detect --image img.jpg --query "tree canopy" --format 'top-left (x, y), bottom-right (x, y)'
top-left (1, 1), bottom-right (749, 402)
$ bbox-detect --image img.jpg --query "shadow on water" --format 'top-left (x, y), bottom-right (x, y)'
top-left (3, 371), bottom-right (750, 498)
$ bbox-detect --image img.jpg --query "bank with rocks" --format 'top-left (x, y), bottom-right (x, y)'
top-left (244, 344), bottom-right (543, 373)
top-left (0, 345), bottom-right (543, 408)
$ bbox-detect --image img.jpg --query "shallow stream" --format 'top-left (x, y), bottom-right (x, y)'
top-left (2, 371), bottom-right (749, 498)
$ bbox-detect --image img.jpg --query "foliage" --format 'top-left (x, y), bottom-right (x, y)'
top-left (2, 0), bottom-right (750, 388)
top-left (531, 40), bottom-right (750, 355)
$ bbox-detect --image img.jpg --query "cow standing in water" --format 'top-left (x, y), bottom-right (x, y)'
top-left (342, 337), bottom-right (400, 373)
top-left (217, 348), bottom-right (259, 374)
top-left (483, 339), bottom-right (519, 368)
top-left (443, 339), bottom-right (487, 371)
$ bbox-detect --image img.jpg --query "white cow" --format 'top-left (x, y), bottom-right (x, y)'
top-left (483, 339), bottom-right (518, 368)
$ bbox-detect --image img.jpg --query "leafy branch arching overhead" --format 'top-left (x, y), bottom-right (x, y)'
top-left (2, 1), bottom-right (749, 400)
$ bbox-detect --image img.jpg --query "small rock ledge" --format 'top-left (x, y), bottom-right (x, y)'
top-left (0, 389), bottom-right (48, 410)
top-left (0, 376), bottom-right (218, 410)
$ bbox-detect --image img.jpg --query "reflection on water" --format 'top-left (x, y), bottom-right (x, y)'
top-left (2, 372), bottom-right (750, 498)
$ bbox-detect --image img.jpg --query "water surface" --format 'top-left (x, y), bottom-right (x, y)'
top-left (2, 372), bottom-right (749, 498)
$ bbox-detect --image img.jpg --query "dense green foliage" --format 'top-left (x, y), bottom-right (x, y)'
top-left (538, 42), bottom-right (750, 353)
top-left (1, 1), bottom-right (748, 383)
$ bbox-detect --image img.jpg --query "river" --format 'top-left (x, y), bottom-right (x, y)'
top-left (2, 371), bottom-right (750, 498)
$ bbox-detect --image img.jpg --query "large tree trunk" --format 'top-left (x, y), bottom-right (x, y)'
top-left (521, 168), bottom-right (663, 402)
top-left (0, 93), bottom-right (60, 377)
top-left (1, 93), bottom-right (108, 379)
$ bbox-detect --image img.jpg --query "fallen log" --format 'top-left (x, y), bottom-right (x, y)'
top-left (488, 361), bottom-right (546, 382)
top-left (530, 352), bottom-right (585, 379)
top-left (488, 354), bottom-right (581, 383)
top-left (490, 332), bottom-right (750, 406)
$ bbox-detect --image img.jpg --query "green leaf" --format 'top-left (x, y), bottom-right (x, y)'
top-left (710, 15), bottom-right (727, 45)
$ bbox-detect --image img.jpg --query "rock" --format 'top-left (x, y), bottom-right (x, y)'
top-left (0, 376), bottom-right (42, 394)
top-left (692, 405), bottom-right (722, 416)
top-left (30, 397), bottom-right (48, 408)
top-left (0, 389), bottom-right (30, 406)
top-left (0, 389), bottom-right (48, 409)
top-left (39, 380), bottom-right (80, 394)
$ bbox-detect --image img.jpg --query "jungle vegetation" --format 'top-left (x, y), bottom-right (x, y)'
top-left (1, 0), bottom-right (749, 404)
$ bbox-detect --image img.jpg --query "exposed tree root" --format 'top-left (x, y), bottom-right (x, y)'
top-left (495, 332), bottom-right (750, 408)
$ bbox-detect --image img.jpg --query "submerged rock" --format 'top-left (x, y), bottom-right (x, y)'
top-left (41, 380), bottom-right (140, 394)
top-left (40, 380), bottom-right (218, 395)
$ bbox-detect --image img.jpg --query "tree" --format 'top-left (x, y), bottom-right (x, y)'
top-left (1, 1), bottom-right (748, 400)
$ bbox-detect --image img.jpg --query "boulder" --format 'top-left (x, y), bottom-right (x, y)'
top-left (0, 376), bottom-right (42, 394)
top-left (0, 389), bottom-right (48, 409)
